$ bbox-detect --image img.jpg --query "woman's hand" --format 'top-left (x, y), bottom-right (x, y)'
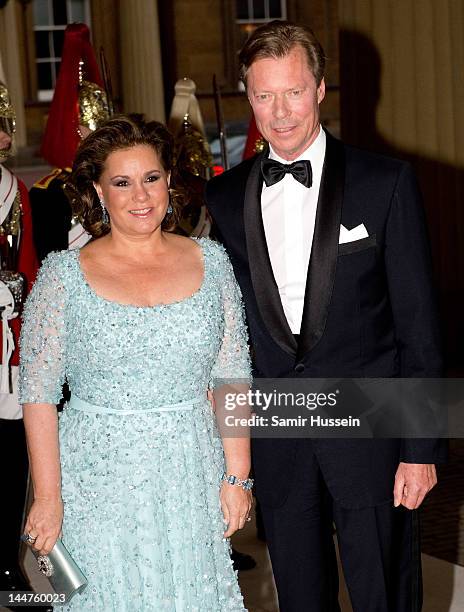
top-left (24, 497), bottom-right (64, 556)
top-left (220, 483), bottom-right (252, 538)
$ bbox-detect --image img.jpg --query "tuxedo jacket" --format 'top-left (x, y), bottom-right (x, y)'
top-left (205, 130), bottom-right (445, 509)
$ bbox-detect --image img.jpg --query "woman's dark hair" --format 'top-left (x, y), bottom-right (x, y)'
top-left (65, 115), bottom-right (182, 237)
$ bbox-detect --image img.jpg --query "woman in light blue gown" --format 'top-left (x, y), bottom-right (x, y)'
top-left (19, 116), bottom-right (252, 611)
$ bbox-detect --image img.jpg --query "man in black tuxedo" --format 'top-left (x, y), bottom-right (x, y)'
top-left (206, 20), bottom-right (445, 612)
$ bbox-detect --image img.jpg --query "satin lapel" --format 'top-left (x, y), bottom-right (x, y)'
top-left (297, 132), bottom-right (345, 361)
top-left (244, 150), bottom-right (297, 355)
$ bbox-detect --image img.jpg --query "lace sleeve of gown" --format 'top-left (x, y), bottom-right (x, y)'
top-left (210, 246), bottom-right (252, 385)
top-left (19, 252), bottom-right (66, 405)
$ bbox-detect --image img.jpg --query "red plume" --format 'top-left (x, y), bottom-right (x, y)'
top-left (40, 23), bottom-right (103, 168)
top-left (242, 114), bottom-right (264, 160)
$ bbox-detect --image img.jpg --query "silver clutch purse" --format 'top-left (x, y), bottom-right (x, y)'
top-left (21, 536), bottom-right (88, 604)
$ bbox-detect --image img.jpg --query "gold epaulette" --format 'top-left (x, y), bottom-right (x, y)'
top-left (33, 167), bottom-right (71, 190)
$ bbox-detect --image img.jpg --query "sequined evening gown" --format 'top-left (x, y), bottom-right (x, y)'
top-left (19, 238), bottom-right (250, 611)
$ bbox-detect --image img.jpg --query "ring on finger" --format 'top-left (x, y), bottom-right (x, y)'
top-left (24, 533), bottom-right (37, 544)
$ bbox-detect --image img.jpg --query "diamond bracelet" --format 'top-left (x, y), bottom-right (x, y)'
top-left (221, 473), bottom-right (254, 491)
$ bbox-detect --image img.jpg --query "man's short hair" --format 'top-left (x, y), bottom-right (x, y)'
top-left (239, 20), bottom-right (326, 88)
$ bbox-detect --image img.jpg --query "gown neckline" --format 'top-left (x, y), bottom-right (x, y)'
top-left (72, 237), bottom-right (208, 311)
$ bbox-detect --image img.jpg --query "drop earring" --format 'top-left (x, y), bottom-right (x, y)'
top-left (167, 189), bottom-right (173, 215)
top-left (100, 198), bottom-right (109, 224)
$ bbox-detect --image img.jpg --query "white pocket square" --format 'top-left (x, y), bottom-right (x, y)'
top-left (339, 223), bottom-right (369, 244)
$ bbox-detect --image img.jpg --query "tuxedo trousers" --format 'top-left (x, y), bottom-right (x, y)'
top-left (260, 439), bottom-right (422, 612)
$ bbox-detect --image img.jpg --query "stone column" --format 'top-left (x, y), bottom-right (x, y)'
top-left (0, 1), bottom-right (26, 146)
top-left (118, 0), bottom-right (165, 122)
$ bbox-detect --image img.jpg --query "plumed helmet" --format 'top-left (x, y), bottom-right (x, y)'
top-left (40, 23), bottom-right (110, 168)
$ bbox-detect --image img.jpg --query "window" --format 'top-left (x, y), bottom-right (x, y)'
top-left (236, 0), bottom-right (287, 51)
top-left (32, 0), bottom-right (90, 101)
top-left (221, 0), bottom-right (288, 91)
top-left (236, 0), bottom-right (287, 21)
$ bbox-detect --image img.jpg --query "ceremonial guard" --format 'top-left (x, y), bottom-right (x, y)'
top-left (30, 23), bottom-right (110, 261)
top-left (168, 77), bottom-right (213, 237)
top-left (0, 68), bottom-right (42, 605)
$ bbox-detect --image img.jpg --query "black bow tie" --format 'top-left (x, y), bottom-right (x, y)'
top-left (261, 158), bottom-right (313, 188)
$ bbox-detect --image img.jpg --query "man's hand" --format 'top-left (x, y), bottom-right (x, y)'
top-left (393, 462), bottom-right (437, 510)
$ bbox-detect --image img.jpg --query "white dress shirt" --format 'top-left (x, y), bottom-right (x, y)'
top-left (261, 126), bottom-right (326, 334)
